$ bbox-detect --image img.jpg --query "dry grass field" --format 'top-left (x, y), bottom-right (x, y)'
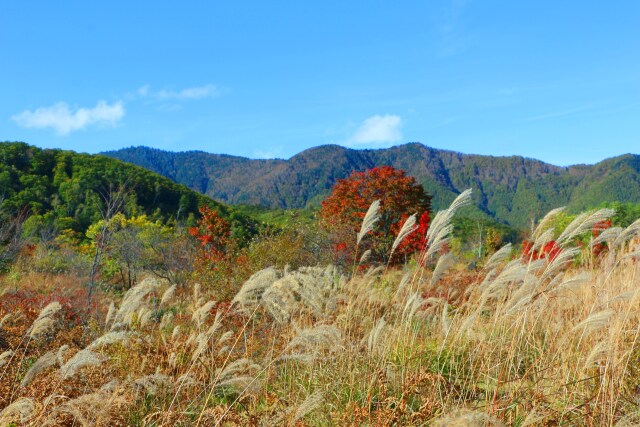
top-left (2, 195), bottom-right (640, 426)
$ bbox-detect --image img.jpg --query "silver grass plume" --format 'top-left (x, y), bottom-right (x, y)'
top-left (177, 373), bottom-right (197, 388)
top-left (57, 344), bottom-right (69, 366)
top-left (393, 271), bottom-right (412, 300)
top-left (171, 325), bottom-right (181, 341)
top-left (614, 218), bottom-right (640, 247)
top-left (185, 332), bottom-right (196, 347)
top-left (280, 324), bottom-right (342, 362)
top-left (555, 212), bottom-right (588, 244)
top-left (218, 358), bottom-right (261, 381)
top-left (193, 282), bottom-right (201, 304)
top-left (192, 300), bottom-right (217, 328)
top-left (160, 312), bottom-right (174, 329)
top-left (402, 292), bottom-right (424, 322)
top-left (29, 317), bottom-right (56, 339)
top-left (169, 352), bottom-right (178, 368)
top-left (483, 243), bottom-right (513, 271)
top-left (261, 282), bottom-right (296, 323)
top-left (191, 311), bottom-right (223, 361)
top-left (539, 247), bottom-right (581, 283)
top-left (270, 266), bottom-right (339, 322)
top-left (367, 317), bottom-right (386, 352)
top-left (572, 309), bottom-right (615, 335)
top-left (232, 267), bottom-right (281, 308)
top-left (234, 266), bottom-right (339, 323)
top-left (532, 228), bottom-right (555, 251)
top-left (218, 330), bottom-right (234, 345)
top-left (45, 391), bottom-right (122, 427)
top-left (479, 260), bottom-right (529, 303)
top-left (104, 302), bottom-right (116, 327)
top-left (426, 188), bottom-right (472, 245)
top-left (364, 265), bottom-right (385, 279)
top-left (0, 313), bottom-right (13, 328)
top-left (160, 284), bottom-right (177, 306)
top-left (583, 341), bottom-right (608, 370)
top-left (549, 272), bottom-right (592, 294)
top-left (0, 350), bottom-right (14, 367)
top-left (21, 349), bottom-right (59, 387)
top-left (87, 331), bottom-right (131, 350)
top-left (389, 213), bottom-right (418, 260)
top-left (441, 303), bottom-right (451, 335)
top-left (28, 301), bottom-right (62, 339)
top-left (100, 379), bottom-right (120, 393)
top-left (504, 275), bottom-right (541, 314)
top-left (556, 208), bottom-right (616, 246)
top-left (112, 277), bottom-right (159, 327)
top-left (58, 349), bottom-right (107, 379)
top-left (291, 390), bottom-right (324, 424)
top-left (191, 332), bottom-right (211, 361)
top-left (423, 189), bottom-right (472, 261)
top-left (0, 398), bottom-right (36, 424)
top-left (357, 200), bottom-right (381, 245)
top-left (132, 373), bottom-right (172, 396)
top-left (359, 249), bottom-right (372, 264)
top-left (532, 207), bottom-right (566, 241)
top-left (215, 358), bottom-right (262, 394)
top-left (608, 290), bottom-right (638, 304)
top-left (591, 227), bottom-right (622, 249)
top-left (216, 375), bottom-right (263, 395)
top-left (138, 307), bottom-right (154, 327)
top-left (430, 252), bottom-right (455, 287)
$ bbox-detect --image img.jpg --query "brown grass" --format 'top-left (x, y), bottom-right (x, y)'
top-left (1, 204), bottom-right (640, 425)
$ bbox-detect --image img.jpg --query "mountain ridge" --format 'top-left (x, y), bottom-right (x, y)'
top-left (103, 143), bottom-right (640, 229)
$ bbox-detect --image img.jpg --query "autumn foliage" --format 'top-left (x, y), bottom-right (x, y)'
top-left (521, 240), bottom-right (561, 262)
top-left (189, 205), bottom-right (231, 262)
top-left (319, 166), bottom-right (431, 265)
top-left (592, 219), bottom-right (612, 257)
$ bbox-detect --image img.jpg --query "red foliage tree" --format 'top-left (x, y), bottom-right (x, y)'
top-left (189, 205), bottom-right (253, 299)
top-left (591, 219), bottom-right (612, 257)
top-left (189, 205), bottom-right (231, 269)
top-left (319, 166), bottom-right (431, 265)
top-left (522, 240), bottom-right (561, 262)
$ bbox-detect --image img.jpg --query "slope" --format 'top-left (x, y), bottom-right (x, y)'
top-left (104, 143), bottom-right (640, 229)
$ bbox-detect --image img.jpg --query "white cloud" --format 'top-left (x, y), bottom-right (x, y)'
top-left (348, 114), bottom-right (403, 146)
top-left (138, 84), bottom-right (219, 101)
top-left (12, 101), bottom-right (124, 135)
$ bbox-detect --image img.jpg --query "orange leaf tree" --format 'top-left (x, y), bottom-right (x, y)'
top-left (319, 166), bottom-right (431, 265)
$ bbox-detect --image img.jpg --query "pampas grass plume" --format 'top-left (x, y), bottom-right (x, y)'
top-left (357, 200), bottom-right (380, 245)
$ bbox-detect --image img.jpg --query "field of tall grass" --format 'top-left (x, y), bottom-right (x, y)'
top-left (2, 192), bottom-right (640, 426)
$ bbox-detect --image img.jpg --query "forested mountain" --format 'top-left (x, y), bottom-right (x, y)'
top-left (104, 143), bottom-right (640, 229)
top-left (0, 142), bottom-right (255, 235)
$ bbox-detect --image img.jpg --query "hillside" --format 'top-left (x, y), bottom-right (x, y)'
top-left (104, 143), bottom-right (640, 229)
top-left (0, 142), bottom-right (256, 236)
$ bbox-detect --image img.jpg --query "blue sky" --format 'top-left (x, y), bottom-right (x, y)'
top-left (1, 1), bottom-right (639, 166)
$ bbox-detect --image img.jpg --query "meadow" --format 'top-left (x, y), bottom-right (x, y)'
top-left (1, 190), bottom-right (640, 426)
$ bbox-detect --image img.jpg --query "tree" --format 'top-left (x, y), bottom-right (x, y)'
top-left (0, 207), bottom-right (26, 271)
top-left (87, 213), bottom-right (193, 288)
top-left (188, 205), bottom-right (255, 299)
top-left (319, 166), bottom-right (431, 265)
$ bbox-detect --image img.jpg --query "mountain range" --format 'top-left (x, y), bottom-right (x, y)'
top-left (0, 142), bottom-right (259, 240)
top-left (103, 143), bottom-right (640, 229)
